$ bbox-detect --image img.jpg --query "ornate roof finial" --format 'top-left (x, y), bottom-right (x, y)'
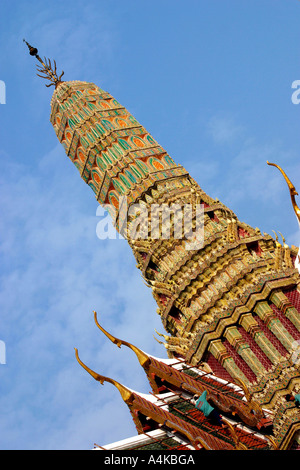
top-left (267, 161), bottom-right (300, 224)
top-left (93, 311), bottom-right (150, 367)
top-left (233, 376), bottom-right (264, 418)
top-left (74, 348), bottom-right (134, 404)
top-left (278, 231), bottom-right (286, 246)
top-left (272, 230), bottom-right (280, 244)
top-left (23, 39), bottom-right (64, 88)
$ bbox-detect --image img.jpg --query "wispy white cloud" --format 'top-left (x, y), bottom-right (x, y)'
top-left (0, 145), bottom-right (167, 449)
top-left (206, 113), bottom-right (245, 145)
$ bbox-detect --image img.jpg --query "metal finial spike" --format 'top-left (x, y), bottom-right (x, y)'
top-left (23, 39), bottom-right (64, 88)
top-left (23, 39), bottom-right (39, 57)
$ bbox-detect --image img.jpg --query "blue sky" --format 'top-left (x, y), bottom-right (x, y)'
top-left (0, 0), bottom-right (299, 450)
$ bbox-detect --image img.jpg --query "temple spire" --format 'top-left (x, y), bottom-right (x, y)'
top-left (23, 39), bottom-right (64, 88)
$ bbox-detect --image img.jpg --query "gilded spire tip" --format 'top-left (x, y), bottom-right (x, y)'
top-left (23, 39), bottom-right (38, 57)
top-left (23, 38), bottom-right (64, 88)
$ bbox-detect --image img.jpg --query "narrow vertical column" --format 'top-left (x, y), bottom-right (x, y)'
top-left (254, 301), bottom-right (296, 351)
top-left (208, 339), bottom-right (249, 384)
top-left (239, 313), bottom-right (283, 365)
top-left (223, 326), bottom-right (266, 378)
top-left (273, 237), bottom-right (283, 271)
top-left (270, 291), bottom-right (300, 332)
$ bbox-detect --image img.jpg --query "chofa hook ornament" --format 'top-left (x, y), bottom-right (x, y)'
top-left (267, 161), bottom-right (300, 224)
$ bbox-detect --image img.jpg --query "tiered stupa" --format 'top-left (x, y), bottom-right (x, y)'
top-left (25, 41), bottom-right (300, 450)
